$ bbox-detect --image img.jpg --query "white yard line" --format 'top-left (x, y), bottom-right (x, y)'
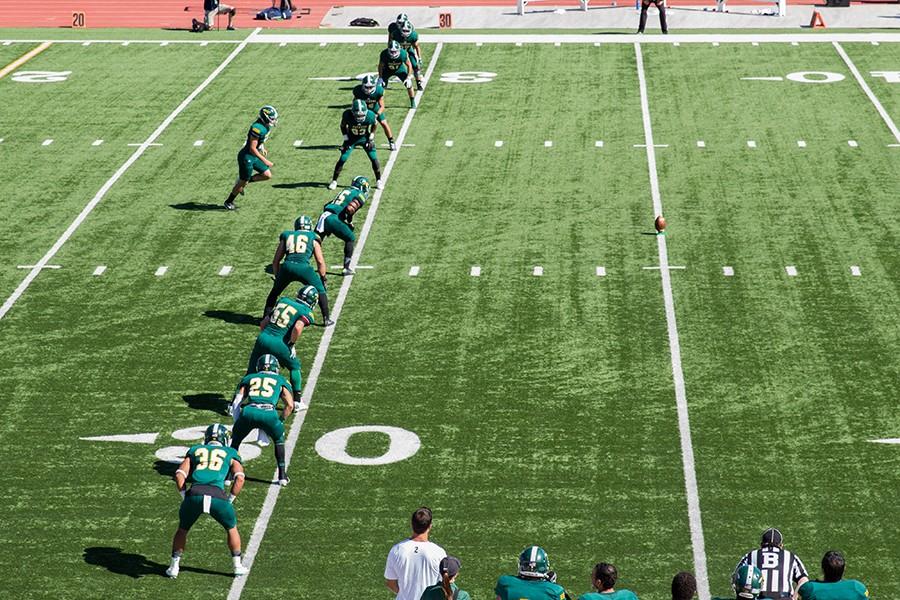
top-left (596, 266), bottom-right (606, 277)
top-left (635, 42), bottom-right (710, 600)
top-left (92, 265), bottom-right (106, 276)
top-left (470, 265), bottom-right (481, 277)
top-left (226, 41), bottom-right (445, 600)
top-left (0, 28), bottom-right (261, 322)
top-left (218, 265), bottom-right (233, 276)
top-left (408, 265), bottom-right (420, 276)
top-left (533, 266), bottom-right (544, 276)
top-left (833, 42), bottom-right (900, 144)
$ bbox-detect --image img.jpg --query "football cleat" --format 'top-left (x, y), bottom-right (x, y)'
top-left (375, 179), bottom-right (384, 190)
top-left (297, 285), bottom-right (319, 309)
top-left (518, 546), bottom-right (551, 579)
top-left (224, 199), bottom-right (236, 211)
top-left (278, 477), bottom-right (290, 487)
top-left (361, 74), bottom-right (377, 95)
top-left (233, 564), bottom-right (250, 577)
top-left (294, 215), bottom-right (313, 231)
top-left (256, 354), bottom-right (280, 374)
top-left (259, 105), bottom-right (278, 128)
top-left (416, 78), bottom-right (424, 91)
top-left (165, 565), bottom-right (179, 579)
top-left (387, 40), bottom-right (402, 60)
top-left (350, 175), bottom-right (370, 195)
top-left (204, 423), bottom-right (231, 447)
top-left (351, 98), bottom-right (368, 122)
top-left (342, 267), bottom-right (355, 276)
top-left (389, 140), bottom-right (397, 151)
top-left (322, 317), bottom-right (335, 327)
top-left (327, 180), bottom-right (338, 190)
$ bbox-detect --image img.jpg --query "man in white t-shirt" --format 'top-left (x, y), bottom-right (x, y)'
top-left (384, 506), bottom-right (447, 600)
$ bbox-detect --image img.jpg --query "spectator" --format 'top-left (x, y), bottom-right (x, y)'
top-left (494, 545), bottom-right (567, 600)
top-left (420, 556), bottom-right (471, 600)
top-left (385, 507), bottom-right (447, 600)
top-left (713, 565), bottom-right (764, 599)
top-left (798, 551), bottom-right (868, 600)
top-left (672, 572), bottom-right (697, 600)
top-left (204, 0), bottom-right (236, 31)
top-left (578, 562), bottom-right (638, 600)
top-left (735, 528), bottom-right (809, 599)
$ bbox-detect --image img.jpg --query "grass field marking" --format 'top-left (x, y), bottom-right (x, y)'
top-left (747, 140), bottom-right (757, 148)
top-left (42, 139), bottom-right (53, 146)
top-left (226, 42), bottom-right (445, 600)
top-left (92, 265), bottom-right (106, 276)
top-left (848, 140), bottom-right (859, 147)
top-left (81, 41), bottom-right (90, 47)
top-left (445, 140), bottom-right (454, 147)
top-left (92, 139), bottom-right (103, 146)
top-left (697, 140), bottom-right (705, 148)
top-left (595, 140), bottom-right (604, 147)
top-left (544, 140), bottom-right (553, 147)
top-left (785, 265), bottom-right (798, 276)
top-left (219, 265), bottom-right (233, 276)
top-left (293, 139), bottom-right (303, 147)
top-left (17, 264), bottom-right (60, 269)
top-left (596, 266), bottom-right (606, 277)
top-left (871, 438), bottom-right (900, 444)
top-left (0, 42), bottom-right (53, 79)
top-left (470, 265), bottom-right (481, 277)
top-left (533, 266), bottom-right (544, 276)
top-left (80, 433), bottom-right (159, 444)
top-left (643, 265), bottom-right (686, 270)
top-left (635, 41), bottom-right (711, 600)
top-left (408, 266), bottom-right (420, 277)
top-left (193, 139), bottom-right (204, 147)
top-left (126, 142), bottom-right (163, 147)
top-left (723, 266), bottom-right (734, 276)
top-left (0, 28), bottom-right (261, 322)
top-left (834, 42), bottom-right (900, 144)
top-left (797, 140), bottom-right (807, 147)
top-left (495, 140), bottom-right (504, 147)
top-left (155, 266), bottom-right (168, 277)
top-left (850, 265), bottom-right (861, 276)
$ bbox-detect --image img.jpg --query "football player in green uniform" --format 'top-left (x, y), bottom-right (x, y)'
top-left (578, 563), bottom-right (638, 600)
top-left (798, 552), bottom-right (869, 600)
top-left (316, 176), bottom-right (368, 275)
top-left (378, 41), bottom-right (416, 109)
top-left (495, 546), bottom-right (568, 600)
top-left (263, 214), bottom-right (333, 326)
top-left (166, 424), bottom-right (248, 579)
top-left (328, 99), bottom-right (382, 191)
top-left (231, 354), bottom-right (295, 486)
top-left (225, 105), bottom-right (278, 210)
top-left (388, 16), bottom-right (424, 90)
top-left (247, 285), bottom-right (317, 395)
top-left (353, 74), bottom-right (396, 150)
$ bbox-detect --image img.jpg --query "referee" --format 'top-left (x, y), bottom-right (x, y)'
top-left (734, 528), bottom-right (809, 599)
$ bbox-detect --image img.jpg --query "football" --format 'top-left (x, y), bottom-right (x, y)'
top-left (655, 215), bottom-right (667, 233)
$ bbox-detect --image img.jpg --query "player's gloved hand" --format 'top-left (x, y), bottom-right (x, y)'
top-left (546, 571), bottom-right (558, 583)
top-left (403, 78), bottom-right (413, 90)
top-left (377, 76), bottom-right (386, 87)
top-left (364, 140), bottom-right (375, 152)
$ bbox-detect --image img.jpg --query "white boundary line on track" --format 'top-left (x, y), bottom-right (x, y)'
top-left (635, 42), bottom-right (710, 600)
top-left (226, 41), bottom-right (445, 600)
top-left (833, 41), bottom-right (900, 144)
top-left (0, 27), bottom-right (261, 322)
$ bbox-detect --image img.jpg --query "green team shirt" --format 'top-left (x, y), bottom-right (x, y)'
top-left (341, 108), bottom-right (377, 142)
top-left (279, 230), bottom-right (317, 264)
top-left (579, 591), bottom-right (639, 600)
top-left (799, 580), bottom-right (869, 600)
top-left (324, 187), bottom-right (367, 219)
top-left (352, 83), bottom-right (385, 112)
top-left (420, 582), bottom-right (471, 600)
top-left (379, 47), bottom-right (409, 75)
top-left (185, 443), bottom-right (241, 490)
top-left (389, 26), bottom-right (419, 54)
top-left (262, 297), bottom-right (315, 344)
top-left (241, 118), bottom-right (270, 153)
top-left (238, 371), bottom-right (291, 406)
top-left (495, 575), bottom-right (567, 600)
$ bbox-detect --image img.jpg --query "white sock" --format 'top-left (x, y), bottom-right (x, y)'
top-left (170, 555), bottom-right (181, 567)
top-left (232, 555), bottom-right (243, 568)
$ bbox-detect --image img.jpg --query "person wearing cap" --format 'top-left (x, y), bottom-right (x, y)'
top-left (797, 551), bottom-right (868, 600)
top-left (578, 562), bottom-right (638, 600)
top-left (495, 545), bottom-right (567, 600)
top-left (420, 556), bottom-right (471, 600)
top-left (385, 507), bottom-right (447, 600)
top-left (734, 528), bottom-right (809, 599)
top-left (671, 572), bottom-right (697, 600)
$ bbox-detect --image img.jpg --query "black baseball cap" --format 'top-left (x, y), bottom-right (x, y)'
top-left (440, 556), bottom-right (461, 578)
top-left (761, 528), bottom-right (783, 547)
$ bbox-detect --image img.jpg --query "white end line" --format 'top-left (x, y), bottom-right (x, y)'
top-left (833, 42), bottom-right (900, 144)
top-left (226, 41), bottom-right (445, 600)
top-left (0, 28), bottom-right (261, 322)
top-left (635, 42), bottom-right (710, 600)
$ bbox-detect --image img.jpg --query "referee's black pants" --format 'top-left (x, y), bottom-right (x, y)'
top-left (638, 0), bottom-right (668, 34)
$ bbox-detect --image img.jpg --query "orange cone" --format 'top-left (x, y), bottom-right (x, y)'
top-left (810, 11), bottom-right (826, 28)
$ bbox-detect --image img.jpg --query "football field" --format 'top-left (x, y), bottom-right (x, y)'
top-left (0, 30), bottom-right (898, 600)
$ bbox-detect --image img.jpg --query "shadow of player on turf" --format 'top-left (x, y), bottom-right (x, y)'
top-left (152, 460), bottom-right (178, 479)
top-left (183, 393), bottom-right (230, 416)
top-left (83, 547), bottom-right (230, 578)
top-left (203, 310), bottom-right (260, 327)
top-left (272, 181), bottom-right (332, 190)
top-left (169, 202), bottom-right (226, 211)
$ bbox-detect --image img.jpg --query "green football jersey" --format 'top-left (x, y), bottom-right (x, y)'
top-left (262, 297), bottom-right (315, 344)
top-left (341, 108), bottom-right (377, 141)
top-left (579, 591), bottom-right (639, 600)
top-left (389, 26), bottom-right (419, 53)
top-left (242, 118), bottom-right (270, 152)
top-left (186, 443), bottom-right (241, 490)
top-left (280, 230), bottom-right (317, 264)
top-left (799, 580), bottom-right (868, 600)
top-left (421, 582), bottom-right (471, 600)
top-left (379, 47), bottom-right (409, 75)
top-left (495, 574), bottom-right (567, 600)
top-left (239, 371), bottom-right (290, 407)
top-left (324, 187), bottom-right (366, 218)
top-left (352, 83), bottom-right (385, 112)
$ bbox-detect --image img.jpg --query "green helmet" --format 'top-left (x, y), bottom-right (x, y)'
top-left (259, 104), bottom-right (278, 127)
top-left (294, 215), bottom-right (313, 231)
top-left (388, 40), bottom-right (402, 59)
top-left (518, 546), bottom-right (550, 579)
top-left (256, 354), bottom-right (280, 374)
top-left (351, 176), bottom-right (370, 196)
top-left (204, 423), bottom-right (231, 446)
top-left (351, 99), bottom-right (368, 121)
top-left (297, 285), bottom-right (318, 308)
top-left (400, 19), bottom-right (413, 36)
top-left (732, 565), bottom-right (764, 599)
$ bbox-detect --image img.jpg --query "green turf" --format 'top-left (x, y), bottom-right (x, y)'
top-left (0, 38), bottom-right (897, 600)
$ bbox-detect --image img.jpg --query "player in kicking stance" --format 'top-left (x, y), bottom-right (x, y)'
top-left (263, 215), bottom-right (333, 326)
top-left (353, 74), bottom-right (396, 150)
top-left (316, 176), bottom-right (369, 276)
top-left (166, 424), bottom-right (248, 579)
top-left (328, 99), bottom-right (382, 191)
top-left (247, 285), bottom-right (318, 396)
top-left (637, 0), bottom-right (668, 34)
top-left (378, 41), bottom-right (416, 109)
top-left (388, 16), bottom-right (425, 91)
top-left (231, 355), bottom-right (295, 486)
top-left (224, 105), bottom-right (278, 210)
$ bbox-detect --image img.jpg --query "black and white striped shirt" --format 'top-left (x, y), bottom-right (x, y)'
top-left (735, 547), bottom-right (809, 598)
